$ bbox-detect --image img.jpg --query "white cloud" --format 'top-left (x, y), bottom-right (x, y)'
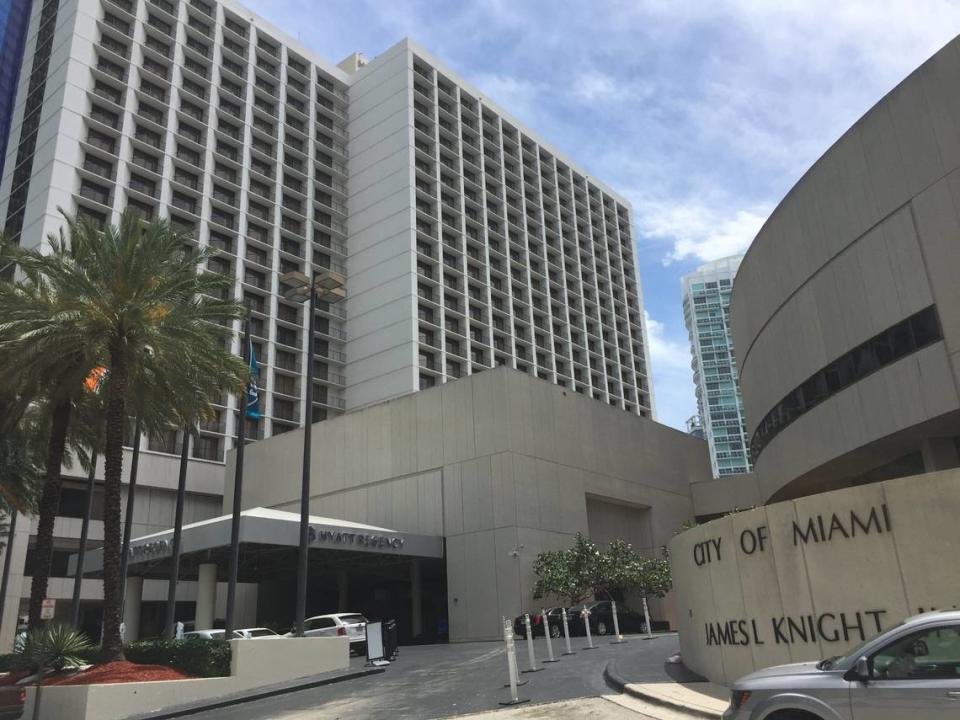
top-left (644, 311), bottom-right (697, 431)
top-left (633, 196), bottom-right (771, 265)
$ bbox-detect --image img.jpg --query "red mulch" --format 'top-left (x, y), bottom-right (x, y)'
top-left (40, 661), bottom-right (193, 686)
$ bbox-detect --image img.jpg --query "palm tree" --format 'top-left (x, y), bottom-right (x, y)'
top-left (3, 212), bottom-right (246, 659)
top-left (0, 237), bottom-right (98, 629)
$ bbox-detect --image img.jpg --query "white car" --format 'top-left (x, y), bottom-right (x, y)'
top-left (183, 627), bottom-right (282, 640)
top-left (293, 613), bottom-right (368, 653)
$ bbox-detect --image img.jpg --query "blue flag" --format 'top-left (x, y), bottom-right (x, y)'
top-left (245, 337), bottom-right (260, 419)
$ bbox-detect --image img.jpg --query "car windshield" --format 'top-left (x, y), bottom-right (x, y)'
top-left (339, 615), bottom-right (366, 624)
top-left (247, 628), bottom-right (277, 637)
top-left (821, 621), bottom-right (905, 669)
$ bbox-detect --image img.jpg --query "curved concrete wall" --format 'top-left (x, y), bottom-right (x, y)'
top-left (732, 36), bottom-right (960, 501)
top-left (670, 469), bottom-right (960, 686)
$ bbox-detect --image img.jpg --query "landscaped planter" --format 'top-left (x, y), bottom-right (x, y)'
top-left (23, 636), bottom-right (349, 720)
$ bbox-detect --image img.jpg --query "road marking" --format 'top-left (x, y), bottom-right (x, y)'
top-left (464, 646), bottom-right (506, 665)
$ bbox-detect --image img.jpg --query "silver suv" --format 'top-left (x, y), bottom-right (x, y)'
top-left (724, 610), bottom-right (960, 719)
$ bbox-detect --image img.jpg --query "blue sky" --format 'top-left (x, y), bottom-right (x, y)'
top-left (246, 0), bottom-right (960, 430)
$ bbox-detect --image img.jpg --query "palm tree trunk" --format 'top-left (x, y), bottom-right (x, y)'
top-left (27, 398), bottom-right (72, 629)
top-left (100, 353), bottom-right (128, 661)
top-left (71, 451), bottom-right (98, 628)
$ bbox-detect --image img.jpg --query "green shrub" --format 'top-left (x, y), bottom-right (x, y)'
top-left (14, 625), bottom-right (93, 673)
top-left (0, 653), bottom-right (15, 672)
top-left (124, 638), bottom-right (231, 678)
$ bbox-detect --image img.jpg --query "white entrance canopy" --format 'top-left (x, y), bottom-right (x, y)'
top-left (71, 507), bottom-right (444, 576)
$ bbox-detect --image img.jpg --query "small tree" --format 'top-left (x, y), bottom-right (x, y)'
top-left (532, 533), bottom-right (600, 607)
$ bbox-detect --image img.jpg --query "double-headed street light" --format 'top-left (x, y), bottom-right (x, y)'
top-left (281, 269), bottom-right (346, 637)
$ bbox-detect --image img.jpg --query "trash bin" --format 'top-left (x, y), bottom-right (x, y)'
top-left (384, 619), bottom-right (399, 660)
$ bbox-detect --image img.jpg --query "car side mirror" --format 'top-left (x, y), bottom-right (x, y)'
top-left (855, 656), bottom-right (870, 683)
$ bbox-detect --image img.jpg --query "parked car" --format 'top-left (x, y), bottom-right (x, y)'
top-left (0, 686), bottom-right (24, 720)
top-left (513, 608), bottom-right (568, 638)
top-left (184, 627), bottom-right (282, 640)
top-left (568, 600), bottom-right (647, 636)
top-left (293, 613), bottom-right (368, 655)
top-left (723, 610), bottom-right (960, 719)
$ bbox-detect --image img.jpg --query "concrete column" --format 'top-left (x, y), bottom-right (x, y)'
top-left (410, 559), bottom-right (422, 639)
top-left (195, 563), bottom-right (217, 630)
top-left (920, 437), bottom-right (960, 472)
top-left (337, 570), bottom-right (348, 610)
top-left (122, 576), bottom-right (143, 642)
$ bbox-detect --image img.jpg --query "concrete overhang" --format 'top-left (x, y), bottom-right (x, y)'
top-left (69, 507), bottom-right (445, 577)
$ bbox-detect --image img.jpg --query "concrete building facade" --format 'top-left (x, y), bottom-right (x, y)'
top-left (226, 368), bottom-right (708, 641)
top-left (672, 34), bottom-right (960, 685)
top-left (681, 256), bottom-right (751, 477)
top-left (0, 0), bottom-right (654, 645)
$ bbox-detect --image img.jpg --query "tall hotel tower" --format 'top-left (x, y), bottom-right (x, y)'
top-left (0, 0), bottom-right (654, 463)
top-left (681, 256), bottom-right (751, 477)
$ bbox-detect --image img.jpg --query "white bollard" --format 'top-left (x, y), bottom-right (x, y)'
top-left (561, 607), bottom-right (575, 656)
top-left (499, 619), bottom-right (529, 706)
top-left (582, 604), bottom-right (597, 650)
top-left (642, 595), bottom-right (654, 639)
top-left (542, 608), bottom-right (558, 663)
top-left (610, 599), bottom-right (627, 644)
top-left (521, 613), bottom-right (543, 673)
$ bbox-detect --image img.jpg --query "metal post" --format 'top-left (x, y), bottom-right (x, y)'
top-left (642, 595), bottom-right (654, 639)
top-left (542, 608), bottom-right (558, 662)
top-left (0, 512), bottom-right (18, 634)
top-left (225, 319), bottom-right (250, 636)
top-left (164, 428), bottom-right (191, 639)
top-left (71, 452), bottom-right (98, 627)
top-left (561, 607), bottom-right (575, 656)
top-left (499, 618), bottom-right (529, 706)
top-left (582, 604), bottom-right (597, 650)
top-left (120, 418), bottom-right (142, 604)
top-left (521, 613), bottom-right (542, 673)
top-left (294, 272), bottom-right (317, 637)
top-left (610, 599), bottom-right (627, 644)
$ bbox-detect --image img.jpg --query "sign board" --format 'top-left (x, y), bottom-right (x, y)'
top-left (365, 621), bottom-right (388, 666)
top-left (40, 598), bottom-right (56, 620)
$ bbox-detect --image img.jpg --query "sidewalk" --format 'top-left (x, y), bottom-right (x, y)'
top-left (604, 648), bottom-right (729, 720)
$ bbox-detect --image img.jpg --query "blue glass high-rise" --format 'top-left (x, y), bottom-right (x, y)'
top-left (0, 0), bottom-right (32, 183)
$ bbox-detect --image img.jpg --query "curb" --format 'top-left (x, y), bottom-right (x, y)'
top-left (123, 666), bottom-right (386, 720)
top-left (603, 661), bottom-right (723, 720)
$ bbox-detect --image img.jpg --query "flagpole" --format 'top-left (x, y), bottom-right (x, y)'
top-left (225, 315), bottom-right (251, 636)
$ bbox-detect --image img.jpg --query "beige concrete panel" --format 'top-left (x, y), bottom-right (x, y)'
top-left (343, 411), bottom-right (370, 490)
top-left (493, 526), bottom-right (522, 619)
top-left (915, 343), bottom-right (960, 424)
top-left (445, 535), bottom-right (469, 640)
top-left (859, 102), bottom-right (910, 220)
top-left (691, 475), bottom-right (762, 518)
top-left (881, 207), bottom-right (934, 316)
top-left (463, 530), bottom-right (502, 640)
top-left (529, 380), bottom-right (559, 461)
top-left (504, 368), bottom-right (536, 457)
top-left (535, 458), bottom-right (564, 533)
top-left (913, 176), bottom-right (960, 350)
top-left (442, 463), bottom-right (463, 536)
top-left (471, 369), bottom-right (510, 457)
top-left (415, 387), bottom-right (444, 470)
top-left (919, 40), bottom-right (960, 171)
top-left (491, 452), bottom-right (517, 528)
top-left (794, 484), bottom-right (910, 651)
top-left (558, 464), bottom-right (588, 532)
top-left (417, 470), bottom-right (444, 536)
top-left (883, 471), bottom-right (960, 612)
top-left (460, 457), bottom-right (495, 533)
top-left (515, 527), bottom-right (575, 614)
top-left (830, 126), bottom-right (882, 241)
top-left (364, 402), bottom-right (393, 483)
top-left (440, 378), bottom-right (476, 465)
top-left (885, 66), bottom-right (945, 198)
top-left (389, 398), bottom-right (418, 477)
top-left (512, 453), bottom-right (541, 529)
top-left (551, 385), bottom-right (580, 468)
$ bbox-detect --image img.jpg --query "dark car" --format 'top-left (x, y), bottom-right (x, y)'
top-left (0, 686), bottom-right (25, 720)
top-left (568, 600), bottom-right (647, 637)
top-left (513, 608), bottom-right (568, 639)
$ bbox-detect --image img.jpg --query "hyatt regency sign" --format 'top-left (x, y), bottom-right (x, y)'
top-left (308, 526), bottom-right (405, 550)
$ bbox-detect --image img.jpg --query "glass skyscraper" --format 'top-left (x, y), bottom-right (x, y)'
top-left (0, 0), bottom-right (31, 182)
top-left (682, 256), bottom-right (751, 477)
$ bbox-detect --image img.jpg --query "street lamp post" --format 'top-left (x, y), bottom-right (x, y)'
top-left (281, 269), bottom-right (345, 637)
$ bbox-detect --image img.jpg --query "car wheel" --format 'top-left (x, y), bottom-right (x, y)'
top-left (596, 620), bottom-right (609, 636)
top-left (550, 624), bottom-right (560, 639)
